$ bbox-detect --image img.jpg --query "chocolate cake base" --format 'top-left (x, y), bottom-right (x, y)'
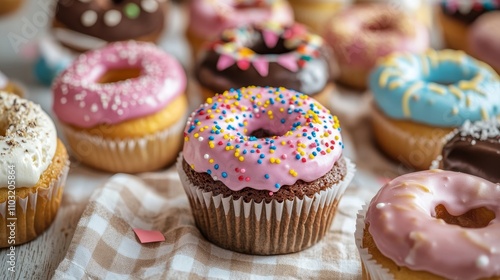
top-left (178, 155), bottom-right (354, 255)
top-left (182, 157), bottom-right (347, 203)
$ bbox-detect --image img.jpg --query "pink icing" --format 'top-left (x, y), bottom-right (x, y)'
top-left (469, 12), bottom-right (500, 71)
top-left (188, 0), bottom-right (293, 40)
top-left (324, 4), bottom-right (429, 67)
top-left (366, 170), bottom-right (500, 279)
top-left (52, 41), bottom-right (186, 128)
top-left (182, 86), bottom-right (344, 192)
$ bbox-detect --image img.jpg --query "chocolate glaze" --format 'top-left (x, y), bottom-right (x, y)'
top-left (442, 121), bottom-right (500, 183)
top-left (440, 4), bottom-right (499, 24)
top-left (54, 0), bottom-right (167, 42)
top-left (195, 25), bottom-right (334, 96)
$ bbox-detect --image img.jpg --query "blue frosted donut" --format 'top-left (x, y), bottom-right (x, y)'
top-left (369, 49), bottom-right (500, 127)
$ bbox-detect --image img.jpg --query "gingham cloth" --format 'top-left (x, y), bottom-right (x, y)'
top-left (53, 169), bottom-right (379, 279)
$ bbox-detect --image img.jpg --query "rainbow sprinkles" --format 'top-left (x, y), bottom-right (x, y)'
top-left (182, 86), bottom-right (344, 192)
top-left (212, 23), bottom-right (324, 77)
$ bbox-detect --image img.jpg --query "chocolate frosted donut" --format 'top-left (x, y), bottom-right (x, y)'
top-left (195, 23), bottom-right (335, 104)
top-left (53, 0), bottom-right (168, 51)
top-left (441, 120), bottom-right (500, 183)
top-left (440, 1), bottom-right (500, 24)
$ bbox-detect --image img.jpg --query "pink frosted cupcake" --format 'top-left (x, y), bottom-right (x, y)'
top-left (178, 86), bottom-right (355, 255)
top-left (53, 41), bottom-right (187, 173)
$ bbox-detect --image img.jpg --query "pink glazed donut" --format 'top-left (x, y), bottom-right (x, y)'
top-left (187, 0), bottom-right (294, 55)
top-left (182, 86), bottom-right (344, 192)
top-left (324, 3), bottom-right (429, 89)
top-left (361, 170), bottom-right (500, 279)
top-left (52, 40), bottom-right (188, 173)
top-left (53, 41), bottom-right (186, 128)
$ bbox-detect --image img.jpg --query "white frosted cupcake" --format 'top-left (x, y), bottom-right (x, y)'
top-left (0, 92), bottom-right (69, 247)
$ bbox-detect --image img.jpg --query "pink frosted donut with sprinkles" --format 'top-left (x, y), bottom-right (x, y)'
top-left (52, 41), bottom-right (186, 128)
top-left (182, 86), bottom-right (347, 192)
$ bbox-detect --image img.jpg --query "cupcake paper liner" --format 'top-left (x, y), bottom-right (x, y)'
top-left (354, 204), bottom-right (395, 280)
top-left (0, 160), bottom-right (70, 248)
top-left (61, 116), bottom-right (185, 173)
top-left (177, 153), bottom-right (356, 255)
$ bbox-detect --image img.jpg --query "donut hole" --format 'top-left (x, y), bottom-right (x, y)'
top-left (111, 0), bottom-right (125, 4)
top-left (434, 204), bottom-right (495, 228)
top-left (97, 68), bottom-right (142, 84)
top-left (364, 17), bottom-right (395, 32)
top-left (248, 128), bottom-right (282, 139)
top-left (234, 2), bottom-right (266, 9)
top-left (251, 37), bottom-right (291, 55)
top-left (425, 66), bottom-right (477, 85)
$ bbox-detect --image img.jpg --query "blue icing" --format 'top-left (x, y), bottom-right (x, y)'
top-left (369, 50), bottom-right (500, 127)
top-left (34, 56), bottom-right (69, 86)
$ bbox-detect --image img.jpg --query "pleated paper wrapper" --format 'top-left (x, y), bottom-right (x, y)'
top-left (354, 204), bottom-right (395, 280)
top-left (61, 117), bottom-right (185, 173)
top-left (177, 153), bottom-right (356, 255)
top-left (0, 161), bottom-right (70, 247)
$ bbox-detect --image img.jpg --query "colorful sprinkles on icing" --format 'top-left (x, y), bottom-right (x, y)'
top-left (370, 49), bottom-right (500, 127)
top-left (52, 41), bottom-right (186, 128)
top-left (182, 86), bottom-right (344, 192)
top-left (213, 22), bottom-right (324, 76)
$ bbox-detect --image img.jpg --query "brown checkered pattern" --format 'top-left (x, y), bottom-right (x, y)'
top-left (53, 169), bottom-right (379, 279)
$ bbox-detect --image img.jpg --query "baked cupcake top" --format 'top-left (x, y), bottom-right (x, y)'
top-left (0, 92), bottom-right (57, 187)
top-left (370, 49), bottom-right (500, 127)
top-left (196, 22), bottom-right (334, 95)
top-left (441, 119), bottom-right (500, 183)
top-left (52, 41), bottom-right (186, 128)
top-left (182, 86), bottom-right (344, 192)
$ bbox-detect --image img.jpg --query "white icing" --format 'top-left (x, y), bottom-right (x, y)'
top-left (141, 0), bottom-right (159, 13)
top-left (104, 10), bottom-right (122, 27)
top-left (81, 10), bottom-right (98, 27)
top-left (53, 28), bottom-right (107, 51)
top-left (476, 255), bottom-right (489, 268)
top-left (297, 59), bottom-right (329, 95)
top-left (0, 92), bottom-right (57, 187)
top-left (459, 119), bottom-right (500, 140)
top-left (0, 72), bottom-right (7, 89)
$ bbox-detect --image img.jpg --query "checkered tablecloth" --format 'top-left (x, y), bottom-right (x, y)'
top-left (52, 165), bottom-right (380, 279)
